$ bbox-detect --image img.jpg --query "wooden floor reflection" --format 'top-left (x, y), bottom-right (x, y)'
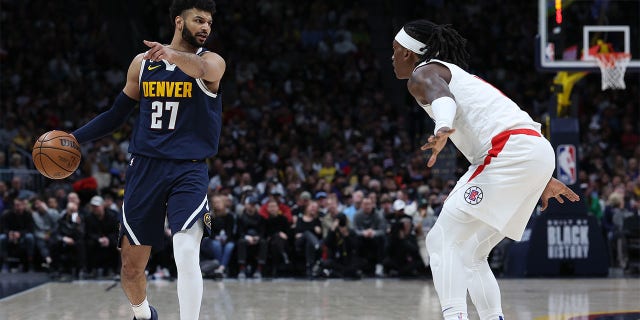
top-left (0, 277), bottom-right (638, 319)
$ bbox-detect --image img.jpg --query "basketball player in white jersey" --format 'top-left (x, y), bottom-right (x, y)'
top-left (391, 20), bottom-right (580, 320)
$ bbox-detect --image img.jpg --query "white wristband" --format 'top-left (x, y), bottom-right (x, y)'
top-left (431, 96), bottom-right (457, 134)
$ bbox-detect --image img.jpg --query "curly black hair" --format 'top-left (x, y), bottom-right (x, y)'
top-left (169, 0), bottom-right (216, 25)
top-left (402, 19), bottom-right (470, 70)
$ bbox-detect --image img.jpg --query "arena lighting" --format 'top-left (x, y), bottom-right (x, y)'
top-left (555, 0), bottom-right (563, 24)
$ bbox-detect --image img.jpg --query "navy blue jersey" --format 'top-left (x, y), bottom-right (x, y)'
top-left (129, 48), bottom-right (222, 160)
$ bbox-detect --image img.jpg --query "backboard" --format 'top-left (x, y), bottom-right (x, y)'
top-left (537, 0), bottom-right (640, 72)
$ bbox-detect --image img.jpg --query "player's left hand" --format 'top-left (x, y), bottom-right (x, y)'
top-left (421, 127), bottom-right (455, 167)
top-left (540, 177), bottom-right (580, 211)
top-left (143, 40), bottom-right (175, 63)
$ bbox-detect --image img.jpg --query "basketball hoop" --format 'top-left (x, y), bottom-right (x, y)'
top-left (594, 52), bottom-right (631, 90)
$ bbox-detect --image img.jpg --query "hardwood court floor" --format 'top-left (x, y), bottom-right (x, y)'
top-left (0, 277), bottom-right (638, 319)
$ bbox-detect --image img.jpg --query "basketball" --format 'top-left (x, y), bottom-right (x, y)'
top-left (32, 130), bottom-right (82, 179)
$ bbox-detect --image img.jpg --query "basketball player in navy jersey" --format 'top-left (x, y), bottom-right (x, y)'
top-left (71, 1), bottom-right (224, 319)
top-left (391, 20), bottom-right (579, 320)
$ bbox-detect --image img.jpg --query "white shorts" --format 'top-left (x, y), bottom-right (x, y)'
top-left (445, 129), bottom-right (555, 240)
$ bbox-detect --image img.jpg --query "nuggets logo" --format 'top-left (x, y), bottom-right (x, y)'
top-left (203, 212), bottom-right (212, 229)
top-left (464, 186), bottom-right (483, 205)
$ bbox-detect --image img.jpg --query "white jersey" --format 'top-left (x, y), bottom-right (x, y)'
top-left (415, 59), bottom-right (541, 165)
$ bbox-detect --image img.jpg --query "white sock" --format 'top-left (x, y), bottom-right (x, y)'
top-left (441, 299), bottom-right (469, 320)
top-left (444, 313), bottom-right (469, 320)
top-left (478, 309), bottom-right (505, 320)
top-left (173, 219), bottom-right (204, 320)
top-left (131, 297), bottom-right (151, 319)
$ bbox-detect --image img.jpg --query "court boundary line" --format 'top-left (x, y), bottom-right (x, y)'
top-left (0, 282), bottom-right (51, 303)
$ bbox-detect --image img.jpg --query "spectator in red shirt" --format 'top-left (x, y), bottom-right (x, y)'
top-left (259, 190), bottom-right (293, 224)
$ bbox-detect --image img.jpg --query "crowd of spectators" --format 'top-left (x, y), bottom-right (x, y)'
top-left (0, 0), bottom-right (638, 280)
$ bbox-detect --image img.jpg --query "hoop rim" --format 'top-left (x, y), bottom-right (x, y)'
top-left (594, 52), bottom-right (631, 68)
top-left (594, 52), bottom-right (632, 58)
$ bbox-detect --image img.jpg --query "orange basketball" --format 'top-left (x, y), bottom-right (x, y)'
top-left (32, 130), bottom-right (82, 179)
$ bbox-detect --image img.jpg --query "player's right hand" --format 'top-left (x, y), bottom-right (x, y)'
top-left (421, 127), bottom-right (455, 167)
top-left (540, 177), bottom-right (580, 211)
top-left (143, 40), bottom-right (176, 63)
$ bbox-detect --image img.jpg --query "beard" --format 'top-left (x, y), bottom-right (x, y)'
top-left (182, 27), bottom-right (205, 48)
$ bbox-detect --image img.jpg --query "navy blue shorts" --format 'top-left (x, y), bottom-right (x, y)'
top-left (119, 154), bottom-right (209, 249)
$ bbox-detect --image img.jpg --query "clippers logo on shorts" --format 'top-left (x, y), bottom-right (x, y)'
top-left (464, 186), bottom-right (483, 205)
top-left (557, 144), bottom-right (576, 185)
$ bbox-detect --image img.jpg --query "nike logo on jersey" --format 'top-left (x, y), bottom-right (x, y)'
top-left (148, 64), bottom-right (161, 71)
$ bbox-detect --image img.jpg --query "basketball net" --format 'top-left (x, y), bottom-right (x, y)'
top-left (594, 52), bottom-right (631, 90)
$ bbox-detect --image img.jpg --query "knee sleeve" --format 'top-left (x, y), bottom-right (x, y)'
top-left (461, 229), bottom-right (503, 269)
top-left (173, 220), bottom-right (203, 272)
top-left (173, 220), bottom-right (204, 320)
top-left (425, 228), bottom-right (442, 269)
top-left (461, 241), bottom-right (489, 270)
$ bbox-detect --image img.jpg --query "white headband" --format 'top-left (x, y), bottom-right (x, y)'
top-left (395, 27), bottom-right (426, 54)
